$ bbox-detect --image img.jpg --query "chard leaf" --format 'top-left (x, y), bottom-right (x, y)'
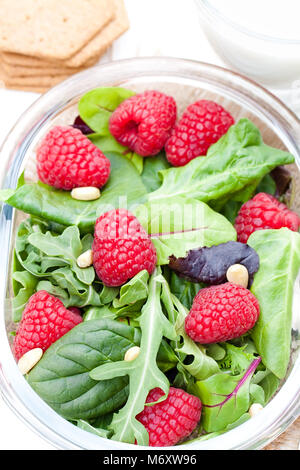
top-left (90, 269), bottom-right (177, 445)
top-left (219, 343), bottom-right (256, 375)
top-left (27, 319), bottom-right (140, 421)
top-left (192, 358), bottom-right (261, 432)
top-left (248, 228), bottom-right (300, 379)
top-left (148, 119), bottom-right (294, 205)
top-left (0, 152), bottom-right (147, 232)
top-left (169, 241), bottom-right (259, 286)
top-left (135, 196), bottom-right (237, 265)
top-left (78, 87), bottom-right (135, 135)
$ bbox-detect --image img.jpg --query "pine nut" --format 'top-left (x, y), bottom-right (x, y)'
top-left (18, 348), bottom-right (43, 375)
top-left (124, 346), bottom-right (140, 362)
top-left (226, 264), bottom-right (249, 288)
top-left (249, 403), bottom-right (263, 417)
top-left (71, 187), bottom-right (100, 201)
top-left (77, 249), bottom-right (93, 268)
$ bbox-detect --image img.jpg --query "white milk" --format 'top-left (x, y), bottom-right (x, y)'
top-left (201, 0), bottom-right (300, 88)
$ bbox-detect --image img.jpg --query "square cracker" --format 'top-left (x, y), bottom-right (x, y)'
top-left (1, 0), bottom-right (129, 69)
top-left (64, 0), bottom-right (129, 67)
top-left (0, 66), bottom-right (71, 87)
top-left (1, 51), bottom-right (97, 69)
top-left (0, 0), bottom-right (114, 60)
top-left (1, 57), bottom-right (86, 77)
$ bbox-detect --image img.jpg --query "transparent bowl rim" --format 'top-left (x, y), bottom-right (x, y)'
top-left (0, 57), bottom-right (299, 450)
top-left (196, 0), bottom-right (300, 45)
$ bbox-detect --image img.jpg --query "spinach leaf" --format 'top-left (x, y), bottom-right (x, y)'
top-left (248, 228), bottom-right (300, 379)
top-left (78, 87), bottom-right (135, 135)
top-left (255, 174), bottom-right (276, 195)
top-left (148, 119), bottom-right (294, 206)
top-left (192, 358), bottom-right (261, 432)
top-left (27, 319), bottom-right (140, 421)
top-left (141, 153), bottom-right (170, 193)
top-left (169, 271), bottom-right (202, 310)
top-left (135, 196), bottom-right (237, 265)
top-left (90, 269), bottom-right (177, 445)
top-left (0, 153), bottom-right (147, 232)
top-left (90, 134), bottom-right (143, 174)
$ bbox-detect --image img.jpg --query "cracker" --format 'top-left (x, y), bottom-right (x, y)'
top-left (0, 0), bottom-right (114, 60)
top-left (0, 67), bottom-right (71, 87)
top-left (1, 58), bottom-right (85, 77)
top-left (64, 0), bottom-right (129, 67)
top-left (2, 51), bottom-right (98, 69)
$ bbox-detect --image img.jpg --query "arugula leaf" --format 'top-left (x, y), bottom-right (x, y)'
top-left (135, 196), bottom-right (237, 265)
top-left (28, 226), bottom-right (95, 285)
top-left (0, 153), bottom-right (147, 232)
top-left (76, 419), bottom-right (112, 439)
top-left (112, 270), bottom-right (149, 309)
top-left (148, 119), bottom-right (294, 206)
top-left (12, 271), bottom-right (38, 322)
top-left (248, 228), bottom-right (300, 379)
top-left (192, 358), bottom-right (261, 432)
top-left (78, 87), bottom-right (135, 135)
top-left (90, 269), bottom-right (177, 445)
top-left (171, 293), bottom-right (220, 380)
top-left (27, 319), bottom-right (141, 421)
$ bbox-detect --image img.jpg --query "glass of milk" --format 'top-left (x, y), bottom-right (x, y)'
top-left (197, 0), bottom-right (300, 108)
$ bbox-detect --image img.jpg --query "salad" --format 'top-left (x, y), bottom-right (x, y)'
top-left (1, 86), bottom-right (300, 447)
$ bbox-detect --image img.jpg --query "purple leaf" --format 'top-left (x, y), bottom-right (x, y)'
top-left (169, 241), bottom-right (259, 287)
top-left (72, 116), bottom-right (94, 135)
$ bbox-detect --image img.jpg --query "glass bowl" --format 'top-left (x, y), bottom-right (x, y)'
top-left (196, 0), bottom-right (300, 112)
top-left (0, 57), bottom-right (299, 450)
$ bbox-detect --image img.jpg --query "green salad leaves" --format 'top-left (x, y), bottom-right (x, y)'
top-left (5, 85), bottom-right (300, 447)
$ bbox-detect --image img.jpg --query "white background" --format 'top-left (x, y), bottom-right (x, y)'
top-left (0, 0), bottom-right (297, 450)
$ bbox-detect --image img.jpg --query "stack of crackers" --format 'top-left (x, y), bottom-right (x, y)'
top-left (0, 0), bottom-right (129, 93)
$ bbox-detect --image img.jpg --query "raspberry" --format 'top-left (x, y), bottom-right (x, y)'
top-left (185, 283), bottom-right (259, 344)
top-left (36, 126), bottom-right (111, 190)
top-left (136, 387), bottom-right (202, 447)
top-left (92, 209), bottom-right (157, 287)
top-left (109, 90), bottom-right (177, 157)
top-left (165, 99), bottom-right (234, 166)
top-left (13, 291), bottom-right (82, 360)
top-left (235, 192), bottom-right (300, 243)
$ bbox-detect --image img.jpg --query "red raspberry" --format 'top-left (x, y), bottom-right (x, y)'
top-left (109, 90), bottom-right (177, 157)
top-left (36, 126), bottom-right (111, 190)
top-left (235, 192), bottom-right (300, 243)
top-left (165, 99), bottom-right (234, 166)
top-left (92, 209), bottom-right (157, 287)
top-left (13, 291), bottom-right (82, 360)
top-left (136, 387), bottom-right (202, 447)
top-left (185, 283), bottom-right (259, 344)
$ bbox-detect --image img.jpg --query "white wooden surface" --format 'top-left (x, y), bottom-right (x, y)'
top-left (0, 0), bottom-right (297, 450)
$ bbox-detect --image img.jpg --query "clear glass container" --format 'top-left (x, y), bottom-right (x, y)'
top-left (0, 57), bottom-right (299, 450)
top-left (196, 0), bottom-right (300, 114)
